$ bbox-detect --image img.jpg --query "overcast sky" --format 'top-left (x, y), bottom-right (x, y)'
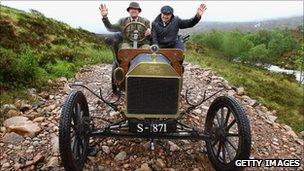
top-left (2, 1), bottom-right (303, 34)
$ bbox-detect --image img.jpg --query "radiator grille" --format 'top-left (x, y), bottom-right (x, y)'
top-left (127, 77), bottom-right (179, 114)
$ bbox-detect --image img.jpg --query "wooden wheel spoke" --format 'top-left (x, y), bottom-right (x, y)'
top-left (227, 132), bottom-right (239, 137)
top-left (216, 140), bottom-right (223, 160)
top-left (212, 137), bottom-right (220, 147)
top-left (220, 108), bottom-right (225, 126)
top-left (226, 118), bottom-right (236, 131)
top-left (222, 141), bottom-right (226, 163)
top-left (224, 109), bottom-right (231, 127)
top-left (215, 114), bottom-right (221, 127)
top-left (76, 135), bottom-right (84, 148)
top-left (226, 138), bottom-right (237, 151)
top-left (224, 141), bottom-right (233, 161)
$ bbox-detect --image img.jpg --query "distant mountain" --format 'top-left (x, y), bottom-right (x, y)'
top-left (179, 16), bottom-right (304, 35)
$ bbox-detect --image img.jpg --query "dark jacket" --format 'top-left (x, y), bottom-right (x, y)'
top-left (152, 14), bottom-right (201, 47)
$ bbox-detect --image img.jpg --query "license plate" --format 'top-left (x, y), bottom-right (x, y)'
top-left (129, 120), bottom-right (176, 133)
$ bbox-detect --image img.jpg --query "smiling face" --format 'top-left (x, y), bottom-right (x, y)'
top-left (161, 13), bottom-right (172, 23)
top-left (128, 8), bottom-right (140, 19)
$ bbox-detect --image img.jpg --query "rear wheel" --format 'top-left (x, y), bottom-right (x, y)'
top-left (111, 61), bottom-right (119, 94)
top-left (205, 96), bottom-right (251, 171)
top-left (59, 91), bottom-right (90, 171)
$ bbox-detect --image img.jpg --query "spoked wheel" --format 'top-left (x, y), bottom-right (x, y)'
top-left (111, 61), bottom-right (119, 94)
top-left (59, 90), bottom-right (90, 171)
top-left (205, 96), bottom-right (251, 171)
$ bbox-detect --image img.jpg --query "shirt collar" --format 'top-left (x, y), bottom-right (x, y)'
top-left (130, 17), bottom-right (139, 22)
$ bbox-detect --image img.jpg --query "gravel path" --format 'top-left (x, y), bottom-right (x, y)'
top-left (0, 63), bottom-right (303, 170)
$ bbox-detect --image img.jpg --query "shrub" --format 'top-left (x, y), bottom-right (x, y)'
top-left (47, 60), bottom-right (76, 78)
top-left (14, 46), bottom-right (40, 86)
top-left (247, 44), bottom-right (271, 64)
top-left (0, 47), bottom-right (18, 86)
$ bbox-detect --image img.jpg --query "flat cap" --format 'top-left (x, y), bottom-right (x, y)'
top-left (161, 5), bottom-right (173, 14)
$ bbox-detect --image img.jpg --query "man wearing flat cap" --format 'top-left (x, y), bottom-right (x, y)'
top-left (99, 2), bottom-right (151, 49)
top-left (152, 4), bottom-right (207, 50)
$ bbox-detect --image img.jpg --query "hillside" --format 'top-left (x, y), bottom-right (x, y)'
top-left (0, 5), bottom-right (112, 102)
top-left (180, 16), bottom-right (304, 35)
top-left (0, 6), bottom-right (111, 90)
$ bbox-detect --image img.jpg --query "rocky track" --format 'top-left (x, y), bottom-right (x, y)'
top-left (0, 63), bottom-right (303, 170)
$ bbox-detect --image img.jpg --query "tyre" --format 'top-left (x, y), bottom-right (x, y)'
top-left (111, 61), bottom-right (119, 94)
top-left (205, 96), bottom-right (251, 171)
top-left (59, 90), bottom-right (90, 171)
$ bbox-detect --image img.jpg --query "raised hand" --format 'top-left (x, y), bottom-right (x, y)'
top-left (99, 4), bottom-right (108, 17)
top-left (197, 4), bottom-right (207, 17)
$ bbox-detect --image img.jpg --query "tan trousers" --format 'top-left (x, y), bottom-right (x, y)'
top-left (121, 43), bottom-right (150, 49)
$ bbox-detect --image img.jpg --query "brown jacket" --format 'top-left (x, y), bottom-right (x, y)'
top-left (102, 16), bottom-right (150, 44)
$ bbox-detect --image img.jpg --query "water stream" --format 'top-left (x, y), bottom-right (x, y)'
top-left (265, 65), bottom-right (304, 84)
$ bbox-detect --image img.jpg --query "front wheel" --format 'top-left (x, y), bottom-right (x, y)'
top-left (205, 96), bottom-right (251, 171)
top-left (59, 90), bottom-right (90, 171)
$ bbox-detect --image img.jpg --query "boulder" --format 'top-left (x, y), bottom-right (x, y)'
top-left (3, 116), bottom-right (41, 137)
top-left (236, 87), bottom-right (245, 96)
top-left (114, 151), bottom-right (127, 161)
top-left (2, 132), bottom-right (24, 144)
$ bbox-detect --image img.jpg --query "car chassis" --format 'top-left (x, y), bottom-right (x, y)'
top-left (59, 22), bottom-right (251, 171)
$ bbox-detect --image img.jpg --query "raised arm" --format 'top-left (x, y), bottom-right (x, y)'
top-left (99, 4), bottom-right (122, 32)
top-left (179, 4), bottom-right (207, 29)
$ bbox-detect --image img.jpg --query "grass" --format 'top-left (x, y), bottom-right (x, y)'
top-left (0, 5), bottom-right (114, 125)
top-left (185, 45), bottom-right (304, 133)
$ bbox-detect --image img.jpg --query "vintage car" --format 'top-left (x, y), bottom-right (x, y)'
top-left (59, 22), bottom-right (251, 171)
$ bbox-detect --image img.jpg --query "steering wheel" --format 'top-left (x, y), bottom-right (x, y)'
top-left (123, 22), bottom-right (147, 43)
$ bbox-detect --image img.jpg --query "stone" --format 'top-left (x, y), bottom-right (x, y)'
top-left (3, 116), bottom-right (41, 137)
top-left (193, 109), bottom-right (202, 114)
top-left (33, 141), bottom-right (40, 147)
top-left (7, 109), bottom-right (21, 117)
top-left (102, 145), bottom-right (110, 154)
top-left (236, 87), bottom-right (245, 95)
top-left (1, 162), bottom-right (10, 170)
top-left (299, 131), bottom-right (304, 139)
top-left (0, 126), bottom-right (7, 133)
top-left (33, 117), bottom-right (45, 122)
top-left (227, 90), bottom-right (235, 96)
top-left (295, 138), bottom-right (303, 146)
top-left (287, 130), bottom-right (298, 139)
top-left (38, 91), bottom-right (49, 99)
top-left (51, 134), bottom-right (59, 155)
top-left (27, 88), bottom-right (37, 95)
top-left (45, 157), bottom-right (58, 168)
top-left (13, 163), bottom-right (21, 170)
top-left (267, 115), bottom-right (277, 123)
top-left (135, 163), bottom-right (151, 171)
top-left (109, 111), bottom-right (119, 117)
top-left (114, 151), bottom-right (127, 161)
top-left (16, 100), bottom-right (32, 112)
top-left (2, 132), bottom-right (24, 144)
top-left (57, 77), bottom-right (67, 82)
top-left (168, 141), bottom-right (180, 152)
top-left (2, 104), bottom-right (17, 114)
top-left (155, 158), bottom-right (166, 168)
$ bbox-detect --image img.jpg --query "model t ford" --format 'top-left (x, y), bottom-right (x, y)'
top-left (58, 22), bottom-right (251, 171)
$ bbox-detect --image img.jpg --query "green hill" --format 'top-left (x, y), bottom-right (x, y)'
top-left (0, 5), bottom-right (112, 93)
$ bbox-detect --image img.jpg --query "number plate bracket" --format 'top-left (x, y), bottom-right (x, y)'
top-left (129, 119), bottom-right (177, 134)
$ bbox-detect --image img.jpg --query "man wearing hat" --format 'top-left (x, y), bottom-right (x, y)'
top-left (99, 2), bottom-right (151, 49)
top-left (152, 4), bottom-right (207, 50)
